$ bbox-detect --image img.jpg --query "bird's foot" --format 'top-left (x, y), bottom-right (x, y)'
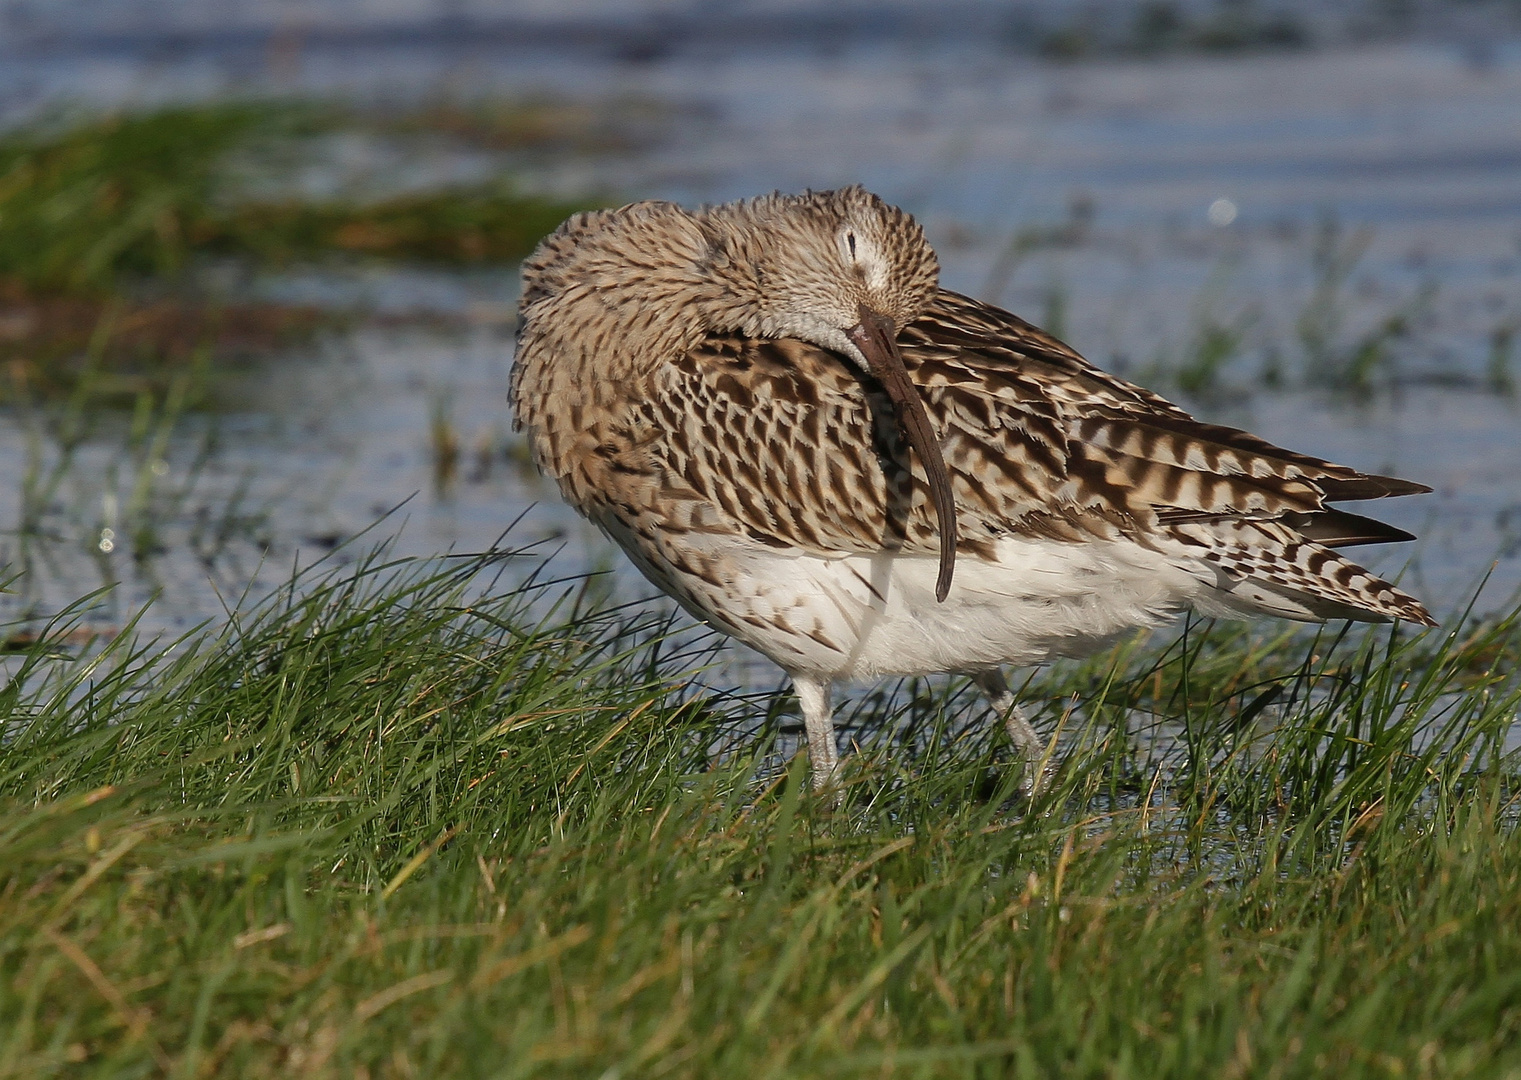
top-left (1017, 756), bottom-right (1057, 800)
top-left (810, 766), bottom-right (847, 811)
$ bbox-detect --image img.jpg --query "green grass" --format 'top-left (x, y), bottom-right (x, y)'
top-left (0, 104), bottom-right (280, 294)
top-left (0, 102), bottom-right (589, 296)
top-left (0, 102), bottom-right (591, 405)
top-left (206, 186), bottom-right (580, 269)
top-left (2, 545), bottom-right (1520, 1077)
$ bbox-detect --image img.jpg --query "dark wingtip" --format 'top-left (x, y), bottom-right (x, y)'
top-left (1367, 474), bottom-right (1434, 497)
top-left (1406, 603), bottom-right (1439, 628)
top-left (1319, 473), bottom-right (1433, 501)
top-left (1282, 508), bottom-right (1419, 549)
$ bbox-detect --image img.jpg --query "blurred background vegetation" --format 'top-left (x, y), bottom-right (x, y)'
top-left (0, 102), bottom-right (589, 402)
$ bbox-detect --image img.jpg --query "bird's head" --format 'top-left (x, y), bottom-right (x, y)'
top-left (700, 187), bottom-right (957, 600)
top-left (699, 186), bottom-right (940, 366)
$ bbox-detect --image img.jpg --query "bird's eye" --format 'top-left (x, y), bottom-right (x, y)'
top-left (846, 231), bottom-right (857, 259)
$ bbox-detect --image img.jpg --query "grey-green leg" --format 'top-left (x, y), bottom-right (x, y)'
top-left (793, 675), bottom-right (839, 793)
top-left (973, 670), bottom-right (1051, 795)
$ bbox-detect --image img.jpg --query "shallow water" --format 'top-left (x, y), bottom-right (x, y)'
top-left (1, 26), bottom-right (1519, 663)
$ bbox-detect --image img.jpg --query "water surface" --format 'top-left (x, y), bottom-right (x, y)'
top-left (2, 28), bottom-right (1518, 662)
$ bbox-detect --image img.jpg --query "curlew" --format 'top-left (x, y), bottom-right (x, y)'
top-left (510, 187), bottom-right (1433, 794)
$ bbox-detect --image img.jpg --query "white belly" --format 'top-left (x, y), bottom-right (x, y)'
top-left (676, 534), bottom-right (1224, 680)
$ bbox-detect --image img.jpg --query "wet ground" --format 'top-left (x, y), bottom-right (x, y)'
top-left (1, 26), bottom-right (1519, 661)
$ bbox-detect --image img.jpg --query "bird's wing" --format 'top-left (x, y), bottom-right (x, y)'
top-left (913, 291), bottom-right (1433, 624)
top-left (615, 314), bottom-right (1192, 567)
top-left (606, 290), bottom-right (1430, 623)
top-left (919, 291), bottom-right (1429, 515)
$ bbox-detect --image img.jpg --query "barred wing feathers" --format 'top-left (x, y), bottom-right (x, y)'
top-left (610, 289), bottom-right (1433, 626)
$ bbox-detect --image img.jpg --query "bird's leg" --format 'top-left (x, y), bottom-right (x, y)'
top-left (973, 670), bottom-right (1050, 795)
top-left (793, 675), bottom-right (840, 794)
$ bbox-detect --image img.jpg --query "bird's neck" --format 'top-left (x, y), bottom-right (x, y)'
top-left (519, 205), bottom-right (754, 389)
top-left (511, 203), bottom-right (758, 503)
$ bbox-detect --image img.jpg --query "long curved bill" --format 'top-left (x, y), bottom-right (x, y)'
top-left (848, 306), bottom-right (958, 602)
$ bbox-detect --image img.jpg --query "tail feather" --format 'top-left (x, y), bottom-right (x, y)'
top-left (1169, 519), bottom-right (1434, 627)
top-left (1159, 507), bottom-right (1418, 549)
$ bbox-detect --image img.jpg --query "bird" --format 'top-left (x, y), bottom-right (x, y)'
top-left (510, 186), bottom-right (1433, 794)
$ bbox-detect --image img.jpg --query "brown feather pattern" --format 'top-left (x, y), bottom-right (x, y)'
top-left (510, 188), bottom-right (1435, 793)
top-left (542, 288), bottom-right (1433, 627)
top-left (513, 191), bottom-right (1433, 640)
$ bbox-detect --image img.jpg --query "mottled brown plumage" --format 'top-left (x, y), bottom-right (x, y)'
top-left (511, 187), bottom-right (1433, 793)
